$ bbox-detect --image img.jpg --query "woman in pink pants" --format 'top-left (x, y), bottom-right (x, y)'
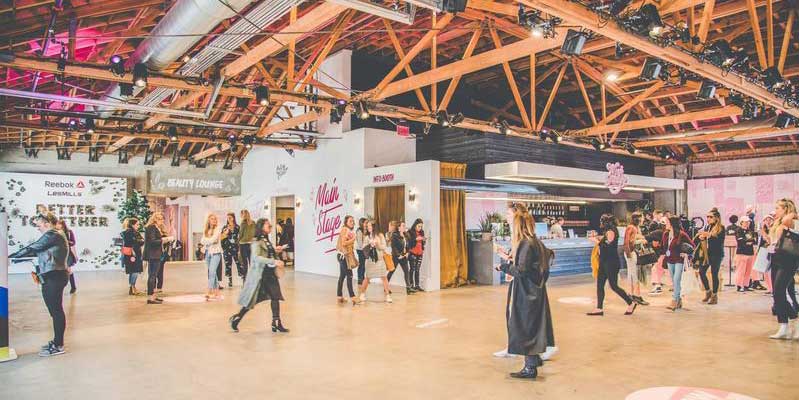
top-left (733, 217), bottom-right (757, 292)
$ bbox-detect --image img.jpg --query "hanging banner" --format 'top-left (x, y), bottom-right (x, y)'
top-left (147, 169), bottom-right (241, 196)
top-left (0, 172), bottom-right (127, 273)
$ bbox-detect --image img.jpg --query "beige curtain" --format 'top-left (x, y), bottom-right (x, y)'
top-left (440, 163), bottom-right (469, 288)
top-left (374, 186), bottom-right (405, 234)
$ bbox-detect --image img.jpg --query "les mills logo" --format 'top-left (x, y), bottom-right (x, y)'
top-left (45, 179), bottom-right (86, 197)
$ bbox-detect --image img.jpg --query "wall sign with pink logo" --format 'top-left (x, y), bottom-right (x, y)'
top-left (605, 162), bottom-right (628, 194)
top-left (311, 178), bottom-right (347, 253)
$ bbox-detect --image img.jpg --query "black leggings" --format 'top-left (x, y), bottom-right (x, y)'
top-left (238, 243), bottom-right (251, 280)
top-left (699, 256), bottom-right (722, 293)
top-left (771, 253), bottom-right (799, 323)
top-left (596, 263), bottom-right (632, 309)
top-left (223, 246), bottom-right (238, 279)
top-left (337, 256), bottom-right (355, 297)
top-left (356, 250), bottom-right (366, 285)
top-left (68, 272), bottom-right (77, 291)
top-left (387, 256), bottom-right (411, 287)
top-left (156, 259), bottom-right (164, 290)
top-left (409, 253), bottom-right (422, 287)
top-left (236, 300), bottom-right (280, 321)
top-left (41, 271), bottom-right (68, 347)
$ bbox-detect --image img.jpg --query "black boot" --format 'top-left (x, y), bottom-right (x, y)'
top-left (272, 318), bottom-right (290, 333)
top-left (229, 314), bottom-right (242, 332)
top-left (510, 365), bottom-right (538, 379)
top-left (406, 287), bottom-right (413, 295)
top-left (228, 277), bottom-right (233, 288)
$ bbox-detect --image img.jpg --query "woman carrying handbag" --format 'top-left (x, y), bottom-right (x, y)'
top-left (359, 220), bottom-right (392, 304)
top-left (335, 216), bottom-right (358, 305)
top-left (122, 218), bottom-right (145, 295)
top-left (767, 198), bottom-right (799, 340)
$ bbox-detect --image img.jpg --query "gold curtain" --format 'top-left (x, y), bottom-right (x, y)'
top-left (374, 186), bottom-right (405, 234)
top-left (440, 162), bottom-right (469, 288)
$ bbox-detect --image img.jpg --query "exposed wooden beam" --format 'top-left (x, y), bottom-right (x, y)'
top-left (636, 124), bottom-right (795, 146)
top-left (489, 26), bottom-right (531, 129)
top-left (691, 144), bottom-right (797, 160)
top-left (439, 24), bottom-right (483, 112)
top-left (746, 0), bottom-right (768, 69)
top-left (599, 81), bottom-right (665, 125)
top-left (223, 2), bottom-right (347, 78)
top-left (767, 0), bottom-right (774, 67)
top-left (778, 10), bottom-right (795, 74)
top-left (258, 112), bottom-right (321, 137)
top-left (96, 7), bottom-right (161, 62)
top-left (144, 91), bottom-right (205, 129)
top-left (295, 10), bottom-right (355, 89)
top-left (538, 63), bottom-right (568, 131)
top-left (431, 13), bottom-right (438, 112)
top-left (375, 33), bottom-right (565, 101)
top-left (471, 99), bottom-right (524, 124)
top-left (574, 107), bottom-right (741, 136)
top-left (384, 18), bottom-right (431, 113)
top-left (571, 60), bottom-right (596, 126)
top-left (530, 53), bottom-right (536, 130)
top-left (287, 6), bottom-right (297, 84)
top-left (601, 82), bottom-right (607, 120)
top-left (491, 61), bottom-right (562, 120)
top-left (695, 0), bottom-right (716, 49)
top-left (467, 0), bottom-right (517, 16)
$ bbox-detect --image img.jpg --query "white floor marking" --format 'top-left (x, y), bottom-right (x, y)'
top-left (416, 318), bottom-right (449, 328)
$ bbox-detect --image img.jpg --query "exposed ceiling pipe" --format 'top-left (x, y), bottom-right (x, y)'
top-left (97, 0), bottom-right (255, 117)
top-left (633, 120), bottom-right (772, 142)
top-left (31, 0), bottom-right (65, 92)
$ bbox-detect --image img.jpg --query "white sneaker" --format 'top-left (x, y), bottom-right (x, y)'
top-left (385, 294), bottom-right (393, 303)
top-left (793, 323), bottom-right (799, 340)
top-left (358, 293), bottom-right (367, 304)
top-left (769, 324), bottom-right (792, 340)
top-left (541, 346), bottom-right (558, 361)
top-left (493, 348), bottom-right (512, 358)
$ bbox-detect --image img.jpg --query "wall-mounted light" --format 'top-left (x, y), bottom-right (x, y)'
top-left (408, 189), bottom-right (417, 203)
top-left (295, 199), bottom-right (302, 209)
top-left (354, 193), bottom-right (361, 206)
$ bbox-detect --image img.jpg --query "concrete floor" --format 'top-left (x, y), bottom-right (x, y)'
top-left (1, 264), bottom-right (796, 400)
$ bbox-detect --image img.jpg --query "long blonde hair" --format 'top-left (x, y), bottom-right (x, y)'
top-left (204, 214), bottom-right (218, 237)
top-left (147, 212), bottom-right (167, 233)
top-left (770, 198), bottom-right (798, 239)
top-left (511, 213), bottom-right (535, 255)
top-left (240, 209), bottom-right (252, 224)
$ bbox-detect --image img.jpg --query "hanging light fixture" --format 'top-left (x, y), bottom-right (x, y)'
top-left (132, 63), bottom-right (148, 87)
top-left (356, 101), bottom-right (370, 120)
top-left (85, 118), bottom-right (95, 134)
top-left (254, 85), bottom-right (270, 106)
top-left (167, 126), bottom-right (179, 142)
top-left (109, 55), bottom-right (125, 77)
top-left (436, 110), bottom-right (450, 127)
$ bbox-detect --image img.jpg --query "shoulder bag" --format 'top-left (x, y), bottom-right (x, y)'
top-left (634, 241), bottom-right (658, 266)
top-left (384, 253), bottom-right (396, 272)
top-left (775, 228), bottom-right (799, 259)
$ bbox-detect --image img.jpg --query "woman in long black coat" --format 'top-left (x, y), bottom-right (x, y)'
top-left (229, 218), bottom-right (289, 333)
top-left (122, 218), bottom-right (145, 295)
top-left (498, 213), bottom-right (555, 379)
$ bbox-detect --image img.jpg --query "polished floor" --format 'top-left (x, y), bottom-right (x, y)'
top-left (1, 264), bottom-right (797, 400)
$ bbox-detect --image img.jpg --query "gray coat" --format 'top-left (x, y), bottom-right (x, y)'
top-left (10, 229), bottom-right (69, 276)
top-left (237, 237), bottom-right (284, 309)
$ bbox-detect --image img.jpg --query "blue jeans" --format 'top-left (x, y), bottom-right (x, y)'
top-left (206, 252), bottom-right (222, 290)
top-left (129, 272), bottom-right (139, 287)
top-left (667, 262), bottom-right (684, 301)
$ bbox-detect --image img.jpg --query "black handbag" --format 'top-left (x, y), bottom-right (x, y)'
top-left (775, 228), bottom-right (799, 259)
top-left (634, 242), bottom-right (658, 266)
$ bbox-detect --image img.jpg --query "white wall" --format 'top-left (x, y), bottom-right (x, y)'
top-left (363, 129), bottom-right (416, 168)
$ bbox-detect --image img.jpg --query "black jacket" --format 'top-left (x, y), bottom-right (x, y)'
top-left (10, 229), bottom-right (68, 275)
top-left (598, 226), bottom-right (620, 268)
top-left (144, 225), bottom-right (164, 260)
top-left (735, 228), bottom-right (757, 255)
top-left (122, 228), bottom-right (144, 274)
top-left (390, 231), bottom-right (407, 259)
top-left (500, 239), bottom-right (555, 357)
top-left (703, 225), bottom-right (725, 262)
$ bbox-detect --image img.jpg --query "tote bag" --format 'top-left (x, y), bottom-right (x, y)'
top-left (752, 247), bottom-right (770, 273)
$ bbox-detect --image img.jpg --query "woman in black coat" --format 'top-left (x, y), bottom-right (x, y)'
top-left (497, 213), bottom-right (555, 379)
top-left (122, 218), bottom-right (145, 295)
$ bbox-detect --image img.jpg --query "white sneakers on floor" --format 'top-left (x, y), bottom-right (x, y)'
top-left (769, 323), bottom-right (792, 340)
top-left (493, 348), bottom-right (511, 358)
top-left (385, 294), bottom-right (393, 303)
top-left (492, 346), bottom-right (558, 361)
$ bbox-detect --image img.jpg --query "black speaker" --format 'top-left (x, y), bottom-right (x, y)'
top-left (561, 30), bottom-right (587, 56)
top-left (441, 0), bottom-right (466, 13)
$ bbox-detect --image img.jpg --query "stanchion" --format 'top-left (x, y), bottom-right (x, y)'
top-left (0, 212), bottom-right (18, 362)
top-left (724, 245), bottom-right (736, 288)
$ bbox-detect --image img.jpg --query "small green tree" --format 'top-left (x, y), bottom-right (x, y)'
top-left (118, 190), bottom-right (152, 232)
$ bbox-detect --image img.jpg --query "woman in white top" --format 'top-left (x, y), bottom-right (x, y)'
top-left (359, 220), bottom-right (392, 304)
top-left (201, 214), bottom-right (223, 300)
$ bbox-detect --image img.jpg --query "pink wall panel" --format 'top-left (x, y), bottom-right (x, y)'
top-left (687, 173), bottom-right (799, 221)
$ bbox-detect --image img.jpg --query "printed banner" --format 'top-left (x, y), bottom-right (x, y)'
top-left (0, 173), bottom-right (127, 273)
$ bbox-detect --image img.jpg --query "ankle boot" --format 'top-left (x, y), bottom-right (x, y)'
top-left (667, 299), bottom-right (678, 311)
top-left (129, 286), bottom-right (134, 296)
top-left (701, 290), bottom-right (712, 303)
top-left (708, 293), bottom-right (718, 305)
top-left (229, 314), bottom-right (242, 332)
top-left (228, 277), bottom-right (233, 287)
top-left (272, 319), bottom-right (290, 333)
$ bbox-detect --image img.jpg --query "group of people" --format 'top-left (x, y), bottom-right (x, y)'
top-left (335, 217), bottom-right (427, 304)
top-left (119, 212), bottom-right (176, 304)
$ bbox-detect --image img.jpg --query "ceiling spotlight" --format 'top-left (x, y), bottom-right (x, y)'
top-left (697, 80), bottom-right (717, 100)
top-left (167, 126), bottom-right (178, 142)
top-left (436, 110), bottom-right (450, 127)
top-left (182, 55), bottom-right (191, 63)
top-left (329, 107), bottom-right (342, 124)
top-left (639, 58), bottom-right (664, 81)
top-left (762, 66), bottom-right (786, 90)
top-left (57, 50), bottom-right (67, 72)
top-left (614, 42), bottom-right (624, 59)
top-left (390, 0), bottom-right (400, 11)
top-left (285, 148), bottom-right (295, 157)
top-left (109, 55), bottom-right (125, 77)
top-left (625, 142), bottom-right (639, 154)
top-left (67, 119), bottom-right (78, 131)
top-left (242, 135), bottom-right (254, 149)
top-left (774, 113), bottom-right (793, 129)
top-left (604, 69), bottom-right (622, 82)
top-left (119, 83), bottom-right (134, 97)
top-left (498, 120), bottom-right (512, 135)
top-left (661, 149), bottom-right (673, 160)
top-left (450, 112), bottom-right (465, 125)
top-left (254, 85), bottom-right (270, 106)
top-left (236, 97), bottom-right (250, 109)
top-left (227, 133), bottom-right (238, 145)
top-left (548, 130), bottom-right (562, 143)
top-left (132, 63), bottom-right (148, 87)
top-left (356, 101), bottom-right (370, 120)
top-left (561, 29), bottom-right (588, 56)
top-left (590, 137), bottom-right (608, 151)
top-left (422, 122), bottom-right (432, 136)
top-left (632, 4), bottom-right (664, 37)
top-left (85, 118), bottom-right (95, 134)
top-left (539, 130), bottom-right (548, 140)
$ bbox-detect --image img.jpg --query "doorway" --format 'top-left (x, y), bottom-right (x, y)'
top-left (372, 185), bottom-right (405, 234)
top-left (274, 195), bottom-right (295, 268)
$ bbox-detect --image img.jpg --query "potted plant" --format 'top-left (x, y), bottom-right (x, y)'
top-left (478, 213), bottom-right (494, 241)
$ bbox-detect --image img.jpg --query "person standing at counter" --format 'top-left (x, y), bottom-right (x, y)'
top-left (238, 210), bottom-right (255, 281)
top-left (497, 212), bottom-right (555, 379)
top-left (587, 214), bottom-right (637, 316)
top-left (9, 213), bottom-right (70, 357)
top-left (734, 217), bottom-right (757, 293)
top-left (662, 216), bottom-right (694, 311)
top-left (549, 218), bottom-right (564, 239)
top-left (623, 212), bottom-right (648, 306)
top-left (696, 208), bottom-right (725, 304)
top-left (408, 219), bottom-right (426, 292)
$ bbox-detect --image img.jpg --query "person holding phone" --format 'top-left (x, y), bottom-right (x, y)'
top-left (661, 216), bottom-right (695, 311)
top-left (144, 212), bottom-right (173, 304)
top-left (408, 219), bottom-right (427, 292)
top-left (9, 212), bottom-right (70, 357)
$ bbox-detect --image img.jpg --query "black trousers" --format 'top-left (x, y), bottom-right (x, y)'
top-left (596, 263), bottom-right (632, 309)
top-left (147, 258), bottom-right (162, 295)
top-left (222, 246), bottom-right (238, 279)
top-left (771, 253), bottom-right (799, 323)
top-left (68, 272), bottom-right (76, 291)
top-left (41, 270), bottom-right (68, 347)
top-left (236, 300), bottom-right (280, 321)
top-left (699, 256), bottom-right (722, 293)
top-left (387, 256), bottom-right (411, 287)
top-left (337, 256), bottom-right (355, 297)
top-left (156, 259), bottom-right (165, 290)
top-left (356, 250), bottom-right (366, 285)
top-left (238, 243), bottom-right (251, 280)
top-left (409, 253), bottom-right (422, 288)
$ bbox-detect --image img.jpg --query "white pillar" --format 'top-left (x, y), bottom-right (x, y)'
top-left (0, 212), bottom-right (18, 362)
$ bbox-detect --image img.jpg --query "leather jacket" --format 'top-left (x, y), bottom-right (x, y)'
top-left (9, 229), bottom-right (69, 275)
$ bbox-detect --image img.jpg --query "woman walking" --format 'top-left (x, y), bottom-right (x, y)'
top-left (767, 198), bottom-right (799, 339)
top-left (497, 212), bottom-right (555, 379)
top-left (229, 218), bottom-right (289, 333)
top-left (622, 212), bottom-right (648, 306)
top-left (238, 209), bottom-right (255, 281)
top-left (359, 220), bottom-right (392, 304)
top-left (408, 219), bottom-right (427, 292)
top-left (122, 218), bottom-right (145, 295)
top-left (55, 219), bottom-right (78, 294)
top-left (201, 214), bottom-right (223, 301)
top-left (734, 216), bottom-right (758, 292)
top-left (388, 221), bottom-right (412, 294)
top-left (587, 215), bottom-right (637, 316)
top-left (336, 216), bottom-right (357, 304)
top-left (661, 216), bottom-right (694, 311)
top-left (9, 213), bottom-right (70, 356)
top-left (356, 218), bottom-right (367, 285)
top-left (144, 212), bottom-right (173, 305)
top-left (221, 212), bottom-right (240, 288)
top-left (696, 208), bottom-right (725, 304)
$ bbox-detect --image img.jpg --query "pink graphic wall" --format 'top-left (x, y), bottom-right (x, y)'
top-left (687, 173), bottom-right (799, 221)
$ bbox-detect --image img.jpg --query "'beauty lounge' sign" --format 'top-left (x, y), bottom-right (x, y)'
top-left (148, 170), bottom-right (241, 196)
